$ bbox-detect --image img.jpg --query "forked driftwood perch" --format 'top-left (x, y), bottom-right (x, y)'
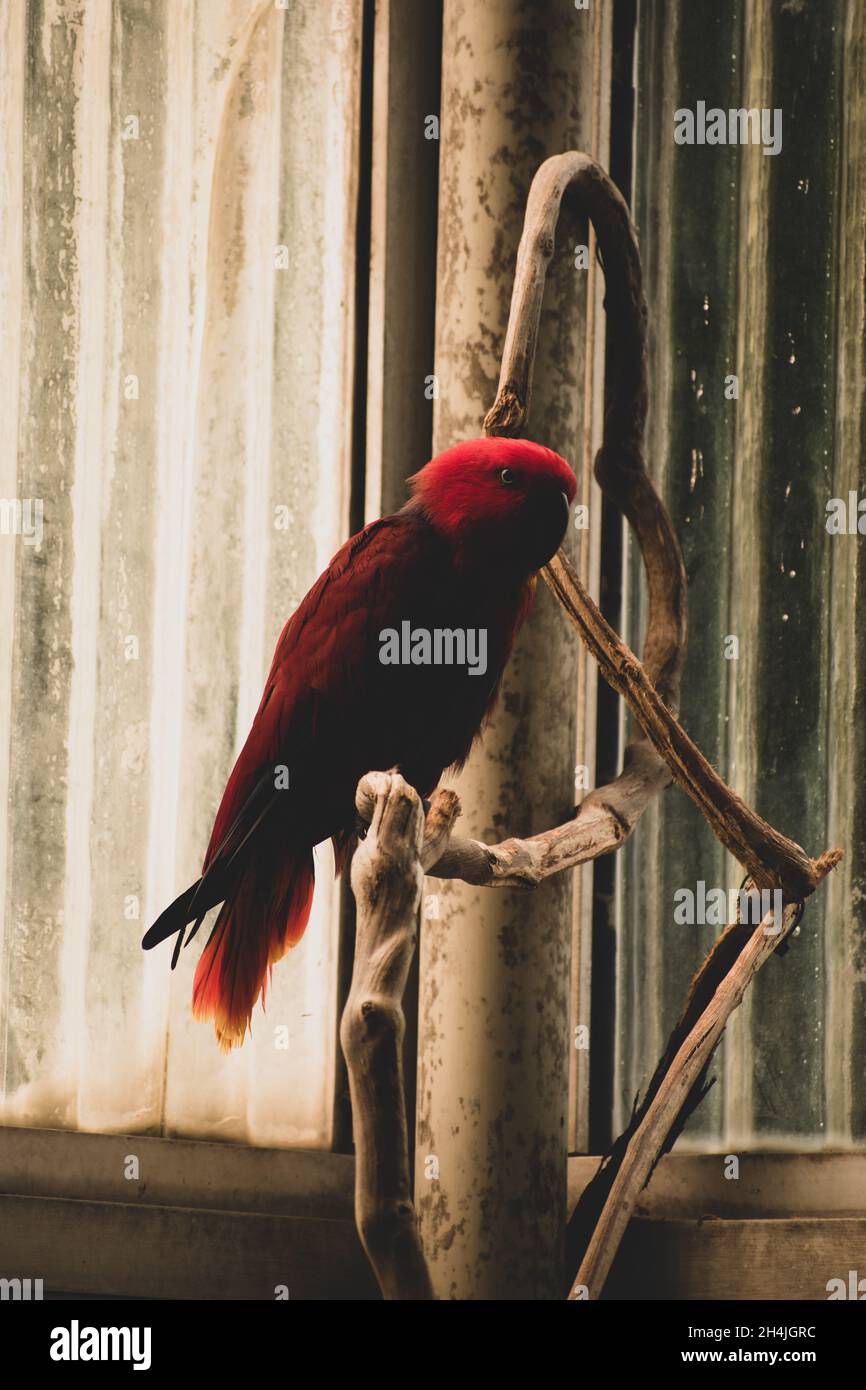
top-left (345, 151), bottom-right (841, 1300)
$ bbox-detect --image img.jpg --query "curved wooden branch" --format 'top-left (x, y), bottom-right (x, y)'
top-left (484, 152), bottom-right (684, 704)
top-left (484, 151), bottom-right (835, 899)
top-left (483, 151), bottom-right (688, 890)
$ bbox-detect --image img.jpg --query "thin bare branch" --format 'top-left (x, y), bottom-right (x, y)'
top-left (355, 741), bottom-right (669, 887)
top-left (568, 853), bottom-right (841, 1301)
top-left (545, 550), bottom-right (826, 898)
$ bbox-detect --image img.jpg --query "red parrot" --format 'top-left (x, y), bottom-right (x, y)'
top-left (143, 436), bottom-right (576, 1048)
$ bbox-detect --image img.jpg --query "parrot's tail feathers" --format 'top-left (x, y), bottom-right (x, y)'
top-left (142, 880), bottom-right (205, 955)
top-left (191, 845), bottom-right (315, 1052)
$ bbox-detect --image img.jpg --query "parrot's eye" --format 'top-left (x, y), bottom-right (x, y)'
top-left (499, 467), bottom-right (515, 485)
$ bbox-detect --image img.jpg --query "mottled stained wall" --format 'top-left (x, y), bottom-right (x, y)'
top-left (0, 0), bottom-right (363, 1147)
top-left (415, 0), bottom-right (609, 1299)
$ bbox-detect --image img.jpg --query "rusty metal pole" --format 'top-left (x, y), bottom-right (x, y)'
top-left (414, 0), bottom-right (611, 1299)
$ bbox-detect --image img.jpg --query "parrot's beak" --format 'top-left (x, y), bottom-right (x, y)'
top-left (524, 488), bottom-right (571, 571)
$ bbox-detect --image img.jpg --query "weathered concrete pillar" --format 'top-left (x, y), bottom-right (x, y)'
top-left (415, 0), bottom-right (610, 1299)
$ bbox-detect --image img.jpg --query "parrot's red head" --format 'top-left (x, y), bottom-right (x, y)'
top-left (409, 437), bottom-right (577, 573)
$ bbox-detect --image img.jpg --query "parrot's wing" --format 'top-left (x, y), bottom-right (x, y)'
top-left (199, 510), bottom-right (438, 870)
